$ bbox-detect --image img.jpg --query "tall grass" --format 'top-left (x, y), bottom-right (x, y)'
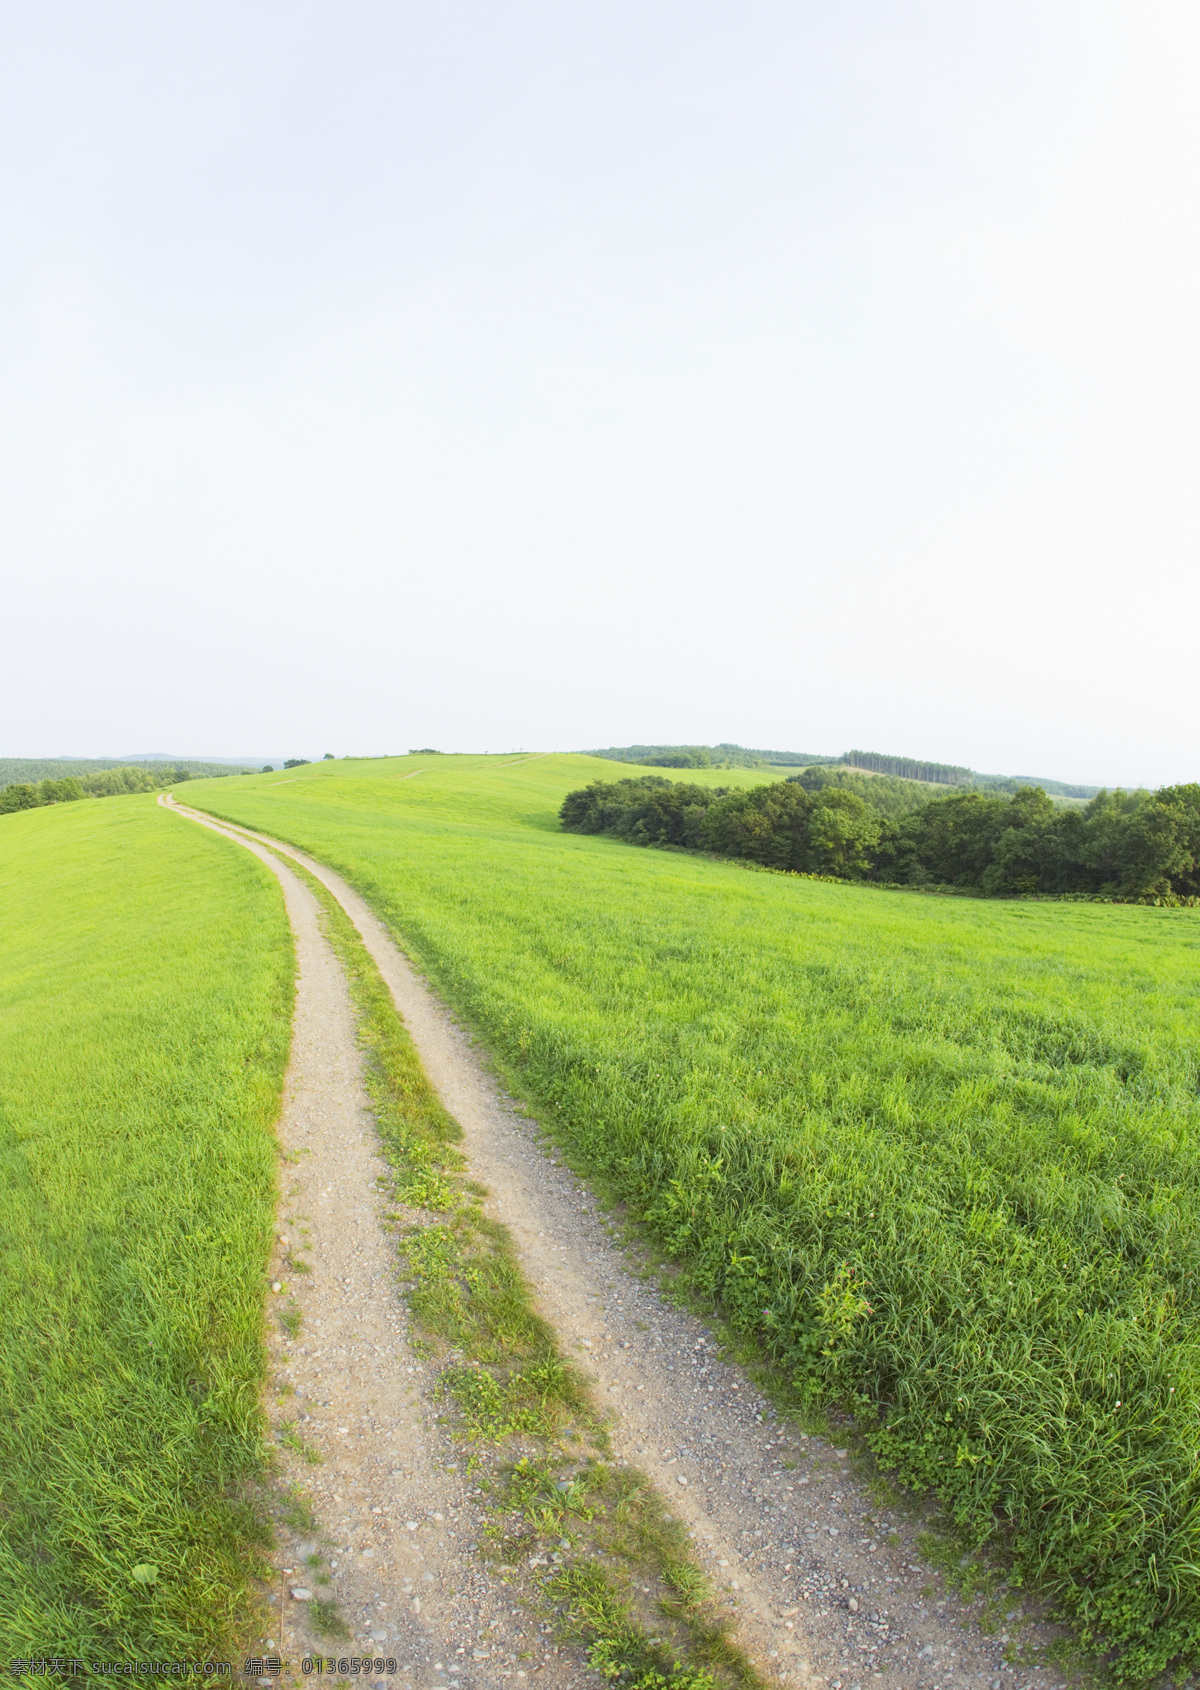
top-left (189, 754), bottom-right (1200, 1679)
top-left (0, 798), bottom-right (292, 1658)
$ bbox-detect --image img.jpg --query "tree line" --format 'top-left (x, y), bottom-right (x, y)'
top-left (0, 765), bottom-right (202, 815)
top-left (844, 748), bottom-right (974, 785)
top-left (560, 775), bottom-right (1200, 901)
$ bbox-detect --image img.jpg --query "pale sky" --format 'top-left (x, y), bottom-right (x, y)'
top-left (2, 3), bottom-right (1197, 786)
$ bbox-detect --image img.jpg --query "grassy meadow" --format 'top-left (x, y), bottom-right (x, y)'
top-left (0, 798), bottom-right (292, 1658)
top-left (188, 752), bottom-right (1200, 1677)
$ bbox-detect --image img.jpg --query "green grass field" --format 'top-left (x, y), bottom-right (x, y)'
top-left (0, 797), bottom-right (292, 1659)
top-left (189, 753), bottom-right (1200, 1677)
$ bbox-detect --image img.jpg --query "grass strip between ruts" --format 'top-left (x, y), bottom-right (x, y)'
top-left (276, 848), bottom-right (764, 1690)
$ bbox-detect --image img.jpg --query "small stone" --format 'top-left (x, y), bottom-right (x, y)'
top-left (677, 1475), bottom-right (688, 1486)
top-left (278, 1235), bottom-right (288, 1245)
top-left (919, 1644), bottom-right (934, 1658)
top-left (289, 1587), bottom-right (313, 1601)
top-left (406, 1520), bottom-right (418, 1531)
top-left (848, 1598), bottom-right (859, 1613)
top-left (835, 1449), bottom-right (848, 1459)
top-left (271, 1282), bottom-right (283, 1294)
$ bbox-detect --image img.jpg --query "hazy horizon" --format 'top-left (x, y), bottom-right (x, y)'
top-left (2, 741), bottom-right (1149, 792)
top-left (3, 4), bottom-right (1198, 790)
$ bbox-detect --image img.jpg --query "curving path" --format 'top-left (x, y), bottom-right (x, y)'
top-left (162, 795), bottom-right (1063, 1690)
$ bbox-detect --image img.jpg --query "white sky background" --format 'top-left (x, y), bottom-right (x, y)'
top-left (1, 3), bottom-right (1197, 786)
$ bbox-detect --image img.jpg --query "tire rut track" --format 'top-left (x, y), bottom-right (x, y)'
top-left (163, 796), bottom-right (1065, 1690)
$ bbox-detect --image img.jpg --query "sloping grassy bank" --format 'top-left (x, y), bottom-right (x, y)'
top-left (187, 755), bottom-right (1200, 1679)
top-left (0, 798), bottom-right (292, 1658)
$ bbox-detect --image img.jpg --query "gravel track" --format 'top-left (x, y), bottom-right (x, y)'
top-left (163, 796), bottom-right (1065, 1690)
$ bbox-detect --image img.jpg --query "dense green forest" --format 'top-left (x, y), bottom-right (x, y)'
top-left (0, 764), bottom-right (242, 816)
top-left (585, 741), bottom-right (840, 768)
top-left (0, 756), bottom-right (252, 789)
top-left (561, 774), bottom-right (1200, 901)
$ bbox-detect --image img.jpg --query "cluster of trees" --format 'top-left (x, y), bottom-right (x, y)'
top-left (560, 775), bottom-right (1200, 901)
top-left (586, 742), bottom-right (836, 769)
top-left (790, 764), bottom-right (932, 818)
top-left (1, 778), bottom-right (85, 813)
top-left (78, 765), bottom-right (191, 797)
top-left (1, 764), bottom-right (209, 816)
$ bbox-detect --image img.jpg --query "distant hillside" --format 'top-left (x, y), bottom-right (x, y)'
top-left (587, 742), bottom-right (1109, 798)
top-left (114, 752), bottom-right (283, 765)
top-left (0, 757), bottom-right (254, 790)
top-left (844, 750), bottom-right (1103, 801)
top-left (585, 742), bottom-right (841, 770)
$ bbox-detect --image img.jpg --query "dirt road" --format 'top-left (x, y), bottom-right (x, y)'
top-left (162, 795), bottom-right (1063, 1690)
